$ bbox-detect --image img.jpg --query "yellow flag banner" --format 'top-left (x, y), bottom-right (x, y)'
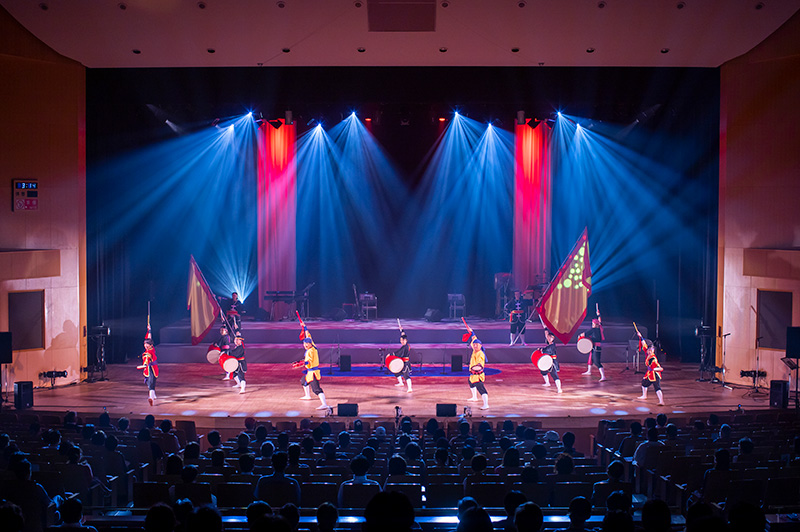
top-left (536, 228), bottom-right (592, 344)
top-left (187, 255), bottom-right (220, 345)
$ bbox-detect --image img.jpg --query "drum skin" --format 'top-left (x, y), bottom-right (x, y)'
top-left (219, 353), bottom-right (239, 373)
top-left (577, 337), bottom-right (593, 354)
top-left (206, 346), bottom-right (221, 364)
top-left (386, 355), bottom-right (404, 374)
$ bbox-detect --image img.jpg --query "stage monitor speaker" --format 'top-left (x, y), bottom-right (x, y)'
top-left (337, 403), bottom-right (358, 416)
top-left (0, 332), bottom-right (11, 364)
top-left (770, 380), bottom-right (789, 409)
top-left (451, 354), bottom-right (462, 373)
top-left (436, 403), bottom-right (457, 417)
top-left (14, 381), bottom-right (33, 410)
top-left (787, 327), bottom-right (800, 359)
top-left (339, 355), bottom-right (351, 372)
top-left (330, 308), bottom-right (347, 321)
top-left (424, 308), bottom-right (442, 322)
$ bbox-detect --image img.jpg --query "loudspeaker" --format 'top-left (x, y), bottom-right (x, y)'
top-left (436, 403), bottom-right (457, 417)
top-left (424, 308), bottom-right (442, 322)
top-left (787, 327), bottom-right (800, 359)
top-left (337, 403), bottom-right (358, 416)
top-left (14, 381), bottom-right (33, 410)
top-left (0, 332), bottom-right (11, 364)
top-left (339, 355), bottom-right (351, 372)
top-left (451, 354), bottom-right (462, 373)
top-left (770, 380), bottom-right (789, 409)
top-left (330, 308), bottom-right (347, 322)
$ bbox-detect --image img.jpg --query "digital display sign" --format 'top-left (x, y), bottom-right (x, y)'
top-left (13, 180), bottom-right (39, 211)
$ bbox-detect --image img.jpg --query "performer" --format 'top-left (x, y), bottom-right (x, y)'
top-left (462, 320), bottom-right (489, 410)
top-left (638, 343), bottom-right (664, 405)
top-left (578, 306), bottom-right (606, 381)
top-left (229, 333), bottom-right (247, 394)
top-left (295, 330), bottom-right (330, 410)
top-left (392, 323), bottom-right (413, 393)
top-left (540, 329), bottom-right (562, 393)
top-left (138, 338), bottom-right (158, 406)
top-left (213, 325), bottom-right (233, 380)
top-left (223, 292), bottom-right (244, 334)
top-left (505, 291), bottom-right (530, 346)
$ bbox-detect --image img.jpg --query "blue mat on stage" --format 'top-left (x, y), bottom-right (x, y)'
top-left (318, 365), bottom-right (502, 377)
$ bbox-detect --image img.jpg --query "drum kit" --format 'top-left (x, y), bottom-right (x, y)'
top-left (206, 344), bottom-right (239, 373)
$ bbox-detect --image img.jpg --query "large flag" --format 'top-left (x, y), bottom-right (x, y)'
top-left (536, 228), bottom-right (592, 344)
top-left (187, 255), bottom-right (220, 345)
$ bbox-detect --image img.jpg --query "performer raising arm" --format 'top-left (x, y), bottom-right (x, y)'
top-left (230, 334), bottom-right (247, 394)
top-left (392, 320), bottom-right (413, 393)
top-left (505, 291), bottom-right (530, 346)
top-left (138, 338), bottom-right (158, 406)
top-left (463, 319), bottom-right (489, 410)
top-left (579, 305), bottom-right (606, 381)
top-left (638, 343), bottom-right (665, 406)
top-left (294, 317), bottom-right (330, 410)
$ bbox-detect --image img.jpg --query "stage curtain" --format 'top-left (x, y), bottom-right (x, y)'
top-left (513, 120), bottom-right (552, 291)
top-left (257, 120), bottom-right (297, 319)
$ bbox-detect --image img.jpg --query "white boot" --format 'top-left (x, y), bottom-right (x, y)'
top-left (233, 375), bottom-right (240, 386)
top-left (468, 387), bottom-right (479, 401)
top-left (637, 386), bottom-right (647, 400)
top-left (656, 390), bottom-right (664, 406)
top-left (239, 380), bottom-right (246, 394)
top-left (543, 375), bottom-right (551, 387)
top-left (148, 389), bottom-right (156, 406)
top-left (406, 379), bottom-right (413, 393)
top-left (300, 386), bottom-right (312, 400)
top-left (509, 333), bottom-right (516, 346)
top-left (223, 372), bottom-right (232, 381)
top-left (396, 376), bottom-right (405, 386)
top-left (480, 394), bottom-right (489, 410)
top-left (582, 365), bottom-right (592, 376)
top-left (599, 367), bottom-right (607, 382)
top-left (555, 379), bottom-right (562, 393)
top-left (316, 392), bottom-right (329, 410)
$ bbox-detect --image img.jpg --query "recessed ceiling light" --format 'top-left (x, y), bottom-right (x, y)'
top-left (755, 2), bottom-right (764, 9)
top-left (661, 48), bottom-right (670, 54)
top-left (597, 1), bottom-right (606, 8)
top-left (354, 0), bottom-right (363, 7)
top-left (276, 1), bottom-right (285, 7)
top-left (511, 48), bottom-right (520, 53)
top-left (282, 48), bottom-right (291, 53)
top-left (357, 47), bottom-right (366, 53)
top-left (118, 3), bottom-right (127, 10)
top-left (132, 49), bottom-right (141, 54)
top-left (586, 47), bottom-right (595, 53)
top-left (207, 48), bottom-right (216, 54)
top-left (439, 47), bottom-right (448, 53)
top-left (517, 1), bottom-right (526, 7)
top-left (197, 1), bottom-right (207, 9)
top-left (676, 1), bottom-right (686, 8)
top-left (38, 3), bottom-right (48, 10)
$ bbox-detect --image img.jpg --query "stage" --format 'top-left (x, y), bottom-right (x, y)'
top-left (20, 361), bottom-right (781, 438)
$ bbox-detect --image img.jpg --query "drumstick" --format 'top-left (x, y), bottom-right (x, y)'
top-left (397, 318), bottom-right (403, 332)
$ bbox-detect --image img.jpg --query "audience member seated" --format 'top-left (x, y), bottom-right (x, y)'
top-left (618, 422), bottom-right (643, 457)
top-left (0, 501), bottom-right (25, 532)
top-left (601, 511), bottom-right (634, 532)
top-left (284, 444), bottom-right (310, 480)
top-left (514, 502), bottom-right (544, 532)
top-left (633, 428), bottom-right (664, 467)
top-left (186, 505), bottom-right (223, 532)
top-left (450, 422), bottom-right (472, 447)
top-left (316, 502), bottom-right (338, 532)
top-left (254, 451), bottom-right (300, 506)
top-left (169, 464), bottom-right (216, 506)
top-left (457, 506), bottom-right (493, 532)
top-left (529, 444), bottom-right (549, 468)
top-left (546, 453), bottom-right (576, 485)
top-left (230, 432), bottom-right (253, 456)
top-left (276, 432), bottom-right (290, 452)
top-left (495, 447), bottom-right (523, 476)
top-left (317, 442), bottom-right (345, 466)
top-left (458, 446), bottom-right (477, 475)
top-left (403, 442), bottom-right (427, 479)
top-left (385, 454), bottom-right (417, 487)
top-left (640, 498), bottom-right (671, 532)
top-left (727, 501), bottom-right (766, 532)
top-left (463, 454), bottom-right (489, 489)
top-left (561, 496), bottom-right (592, 532)
top-left (364, 491), bottom-right (416, 532)
top-left (183, 441), bottom-right (201, 463)
top-left (238, 453), bottom-right (257, 477)
top-left (157, 420), bottom-right (181, 455)
top-left (561, 432), bottom-right (584, 457)
top-left (246, 500), bottom-right (273, 528)
top-left (496, 490), bottom-right (528, 532)
top-left (457, 497), bottom-right (479, 524)
top-left (339, 455), bottom-right (381, 506)
top-left (713, 424), bottom-right (733, 445)
top-left (591, 460), bottom-right (628, 507)
top-left (144, 502), bottom-right (176, 532)
top-left (733, 437), bottom-right (758, 464)
top-left (278, 502), bottom-right (300, 532)
top-left (53, 497), bottom-right (97, 531)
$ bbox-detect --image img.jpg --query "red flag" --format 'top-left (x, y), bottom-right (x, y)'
top-left (536, 228), bottom-right (592, 344)
top-left (187, 255), bottom-right (221, 345)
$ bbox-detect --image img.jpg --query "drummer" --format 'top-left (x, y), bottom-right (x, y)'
top-left (229, 333), bottom-right (247, 394)
top-left (298, 334), bottom-right (330, 410)
top-left (213, 325), bottom-right (233, 380)
top-left (390, 331), bottom-right (413, 393)
top-left (578, 315), bottom-right (606, 382)
top-left (466, 334), bottom-right (490, 410)
top-left (637, 343), bottom-right (664, 406)
top-left (540, 329), bottom-right (562, 393)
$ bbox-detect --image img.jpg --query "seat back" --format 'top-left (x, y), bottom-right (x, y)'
top-left (301, 482), bottom-right (339, 508)
top-left (340, 483), bottom-right (381, 508)
top-left (133, 482), bottom-right (171, 508)
top-left (215, 482), bottom-right (254, 508)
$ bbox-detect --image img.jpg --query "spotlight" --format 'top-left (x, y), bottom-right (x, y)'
top-left (365, 117), bottom-right (372, 122)
top-left (285, 110), bottom-right (293, 125)
top-left (516, 110), bottom-right (525, 125)
top-left (350, 111), bottom-right (357, 118)
top-left (246, 111), bottom-right (253, 117)
top-left (41, 370), bottom-right (68, 388)
top-left (438, 117), bottom-right (446, 122)
top-left (306, 118), bottom-right (316, 126)
top-left (400, 118), bottom-right (410, 126)
top-left (267, 119), bottom-right (282, 130)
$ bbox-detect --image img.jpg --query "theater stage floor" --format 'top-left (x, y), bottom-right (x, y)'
top-left (19, 362), bottom-right (783, 432)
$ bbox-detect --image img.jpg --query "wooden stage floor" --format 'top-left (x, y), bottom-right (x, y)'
top-left (18, 362), bottom-right (783, 432)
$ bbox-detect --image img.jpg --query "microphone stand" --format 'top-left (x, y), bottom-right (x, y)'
top-left (718, 333), bottom-right (733, 390)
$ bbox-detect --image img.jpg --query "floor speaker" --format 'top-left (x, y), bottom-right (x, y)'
top-left (451, 354), bottom-right (462, 373)
top-left (770, 379), bottom-right (789, 409)
top-left (436, 404), bottom-right (457, 417)
top-left (339, 355), bottom-right (351, 372)
top-left (787, 327), bottom-right (800, 359)
top-left (14, 381), bottom-right (33, 410)
top-left (337, 403), bottom-right (358, 416)
top-left (330, 308), bottom-right (347, 321)
top-left (424, 308), bottom-right (442, 322)
top-left (0, 332), bottom-right (11, 364)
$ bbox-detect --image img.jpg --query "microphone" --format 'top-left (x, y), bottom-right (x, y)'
top-left (722, 333), bottom-right (731, 337)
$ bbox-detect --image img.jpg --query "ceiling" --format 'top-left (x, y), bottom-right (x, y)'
top-left (2, 0), bottom-right (799, 69)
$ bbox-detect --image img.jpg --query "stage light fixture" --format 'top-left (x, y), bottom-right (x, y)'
top-left (306, 118), bottom-right (316, 126)
top-left (365, 118), bottom-right (372, 122)
top-left (516, 110), bottom-right (525, 125)
top-left (285, 110), bottom-right (293, 125)
top-left (267, 120), bottom-right (282, 130)
top-left (438, 117), bottom-right (446, 122)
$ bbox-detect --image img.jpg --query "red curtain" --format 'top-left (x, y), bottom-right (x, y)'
top-left (513, 120), bottom-right (552, 290)
top-left (257, 120), bottom-right (297, 317)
